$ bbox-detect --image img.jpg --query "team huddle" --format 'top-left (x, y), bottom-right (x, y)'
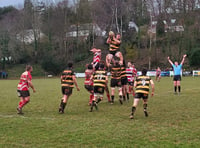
top-left (16, 31), bottom-right (187, 119)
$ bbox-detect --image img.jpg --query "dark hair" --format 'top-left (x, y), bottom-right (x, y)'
top-left (99, 63), bottom-right (104, 69)
top-left (88, 64), bottom-right (93, 70)
top-left (95, 63), bottom-right (99, 71)
top-left (142, 69), bottom-right (147, 76)
top-left (26, 65), bottom-right (32, 71)
top-left (68, 62), bottom-right (73, 68)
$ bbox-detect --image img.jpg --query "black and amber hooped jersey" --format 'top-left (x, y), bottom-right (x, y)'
top-left (120, 63), bottom-right (126, 79)
top-left (61, 69), bottom-right (75, 88)
top-left (109, 39), bottom-right (120, 51)
top-left (135, 75), bottom-right (151, 94)
top-left (111, 64), bottom-right (121, 79)
top-left (93, 70), bottom-right (107, 88)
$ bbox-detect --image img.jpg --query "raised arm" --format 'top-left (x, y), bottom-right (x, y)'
top-left (167, 56), bottom-right (173, 66)
top-left (180, 54), bottom-right (187, 65)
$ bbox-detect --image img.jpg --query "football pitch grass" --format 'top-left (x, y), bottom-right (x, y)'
top-left (0, 77), bottom-right (200, 147)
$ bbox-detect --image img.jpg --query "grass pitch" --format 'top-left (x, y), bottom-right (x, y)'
top-left (0, 77), bottom-right (200, 147)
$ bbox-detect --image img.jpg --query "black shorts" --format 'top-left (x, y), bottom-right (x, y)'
top-left (84, 85), bottom-right (93, 92)
top-left (62, 86), bottom-right (73, 96)
top-left (109, 49), bottom-right (120, 56)
top-left (173, 75), bottom-right (181, 81)
top-left (17, 90), bottom-right (30, 97)
top-left (111, 79), bottom-right (121, 87)
top-left (134, 93), bottom-right (148, 99)
top-left (121, 77), bottom-right (128, 85)
top-left (94, 86), bottom-right (104, 94)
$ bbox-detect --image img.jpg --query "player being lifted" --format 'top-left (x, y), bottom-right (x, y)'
top-left (130, 68), bottom-right (154, 119)
top-left (89, 63), bottom-right (108, 112)
top-left (106, 31), bottom-right (123, 67)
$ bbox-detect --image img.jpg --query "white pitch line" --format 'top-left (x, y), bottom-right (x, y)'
top-left (0, 114), bottom-right (56, 120)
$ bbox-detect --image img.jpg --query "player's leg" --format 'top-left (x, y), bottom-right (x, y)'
top-left (177, 80), bottom-right (181, 94)
top-left (174, 81), bottom-right (177, 94)
top-left (143, 98), bottom-right (148, 117)
top-left (118, 87), bottom-right (123, 104)
top-left (111, 87), bottom-right (115, 104)
top-left (115, 51), bottom-right (123, 65)
top-left (130, 97), bottom-right (140, 119)
top-left (105, 85), bottom-right (111, 102)
top-left (106, 54), bottom-right (113, 67)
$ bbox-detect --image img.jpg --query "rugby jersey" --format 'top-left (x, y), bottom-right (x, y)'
top-left (135, 75), bottom-right (151, 94)
top-left (111, 64), bottom-right (121, 79)
top-left (93, 70), bottom-right (107, 88)
top-left (61, 69), bottom-right (74, 88)
top-left (84, 69), bottom-right (93, 85)
top-left (17, 71), bottom-right (32, 91)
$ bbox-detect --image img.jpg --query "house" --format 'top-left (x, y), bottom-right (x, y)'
top-left (66, 23), bottom-right (106, 39)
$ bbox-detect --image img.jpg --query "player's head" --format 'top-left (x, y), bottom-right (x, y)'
top-left (68, 62), bottom-right (73, 68)
top-left (116, 33), bottom-right (121, 40)
top-left (175, 61), bottom-right (178, 66)
top-left (87, 64), bottom-right (93, 70)
top-left (142, 68), bottom-right (147, 76)
top-left (26, 65), bottom-right (33, 72)
top-left (127, 62), bottom-right (131, 67)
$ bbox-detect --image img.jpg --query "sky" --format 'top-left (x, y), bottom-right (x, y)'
top-left (0, 0), bottom-right (24, 8)
top-left (0, 0), bottom-right (75, 8)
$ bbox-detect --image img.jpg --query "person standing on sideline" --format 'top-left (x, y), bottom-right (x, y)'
top-left (155, 67), bottom-right (161, 82)
top-left (17, 65), bottom-right (36, 115)
top-left (59, 62), bottom-right (80, 114)
top-left (167, 54), bottom-right (187, 94)
top-left (130, 69), bottom-right (154, 119)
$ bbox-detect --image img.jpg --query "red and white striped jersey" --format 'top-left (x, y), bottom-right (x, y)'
top-left (17, 71), bottom-right (32, 91)
top-left (93, 51), bottom-right (101, 64)
top-left (126, 67), bottom-right (137, 82)
top-left (84, 69), bottom-right (93, 85)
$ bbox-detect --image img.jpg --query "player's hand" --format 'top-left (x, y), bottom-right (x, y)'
top-left (183, 54), bottom-right (187, 58)
top-left (77, 87), bottom-right (80, 91)
top-left (167, 56), bottom-right (170, 60)
top-left (33, 89), bottom-right (36, 93)
top-left (151, 92), bottom-right (154, 97)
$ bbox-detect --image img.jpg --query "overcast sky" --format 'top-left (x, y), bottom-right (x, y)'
top-left (0, 0), bottom-right (24, 8)
top-left (0, 0), bottom-right (75, 8)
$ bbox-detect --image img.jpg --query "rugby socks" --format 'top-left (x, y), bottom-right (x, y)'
top-left (89, 94), bottom-right (93, 104)
top-left (126, 93), bottom-right (129, 100)
top-left (143, 104), bottom-right (147, 111)
top-left (96, 98), bottom-right (101, 104)
top-left (178, 86), bottom-right (181, 92)
top-left (18, 100), bottom-right (29, 109)
top-left (106, 93), bottom-right (111, 102)
top-left (174, 86), bottom-right (177, 93)
top-left (143, 104), bottom-right (148, 117)
top-left (123, 95), bottom-right (126, 101)
top-left (119, 95), bottom-right (123, 104)
top-left (111, 95), bottom-right (114, 102)
top-left (131, 106), bottom-right (136, 115)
